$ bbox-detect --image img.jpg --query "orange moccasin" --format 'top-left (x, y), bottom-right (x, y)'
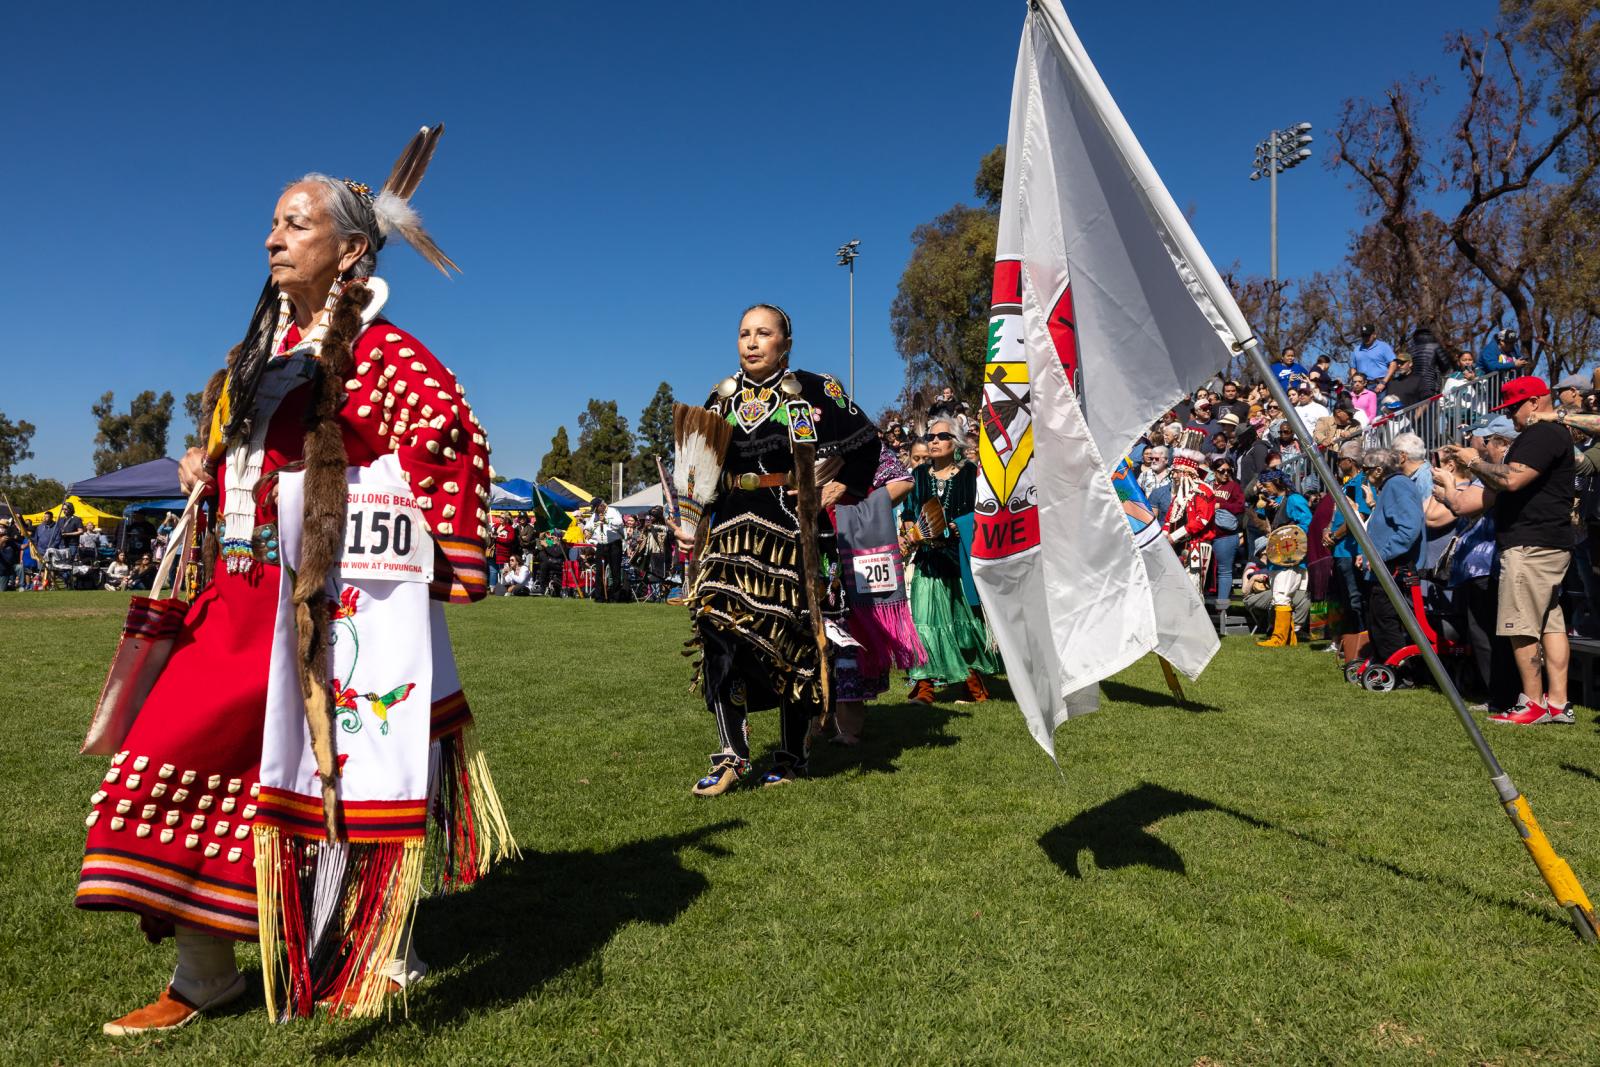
top-left (102, 986), bottom-right (204, 1036)
top-left (102, 975), bottom-right (245, 1036)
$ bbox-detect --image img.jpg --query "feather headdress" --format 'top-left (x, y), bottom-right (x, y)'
top-left (672, 403), bottom-right (734, 540)
top-left (367, 124), bottom-right (459, 277)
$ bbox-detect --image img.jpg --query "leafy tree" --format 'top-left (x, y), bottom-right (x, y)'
top-left (572, 399), bottom-right (634, 499)
top-left (635, 381), bottom-right (675, 477)
top-left (891, 147), bottom-right (1005, 404)
top-left (182, 391), bottom-right (207, 451)
top-left (0, 474), bottom-right (66, 516)
top-left (0, 411), bottom-right (37, 480)
top-left (91, 390), bottom-right (174, 475)
top-left (538, 425), bottom-right (575, 484)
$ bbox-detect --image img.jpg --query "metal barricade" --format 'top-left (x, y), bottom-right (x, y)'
top-left (1361, 374), bottom-right (1505, 453)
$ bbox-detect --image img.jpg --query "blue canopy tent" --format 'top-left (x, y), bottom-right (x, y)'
top-left (69, 457), bottom-right (183, 499)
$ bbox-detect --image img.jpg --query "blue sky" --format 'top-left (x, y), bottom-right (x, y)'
top-left (4, 0), bottom-right (1497, 484)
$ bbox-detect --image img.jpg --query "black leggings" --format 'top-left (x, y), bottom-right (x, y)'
top-left (1365, 567), bottom-right (1412, 664)
top-left (699, 621), bottom-right (818, 767)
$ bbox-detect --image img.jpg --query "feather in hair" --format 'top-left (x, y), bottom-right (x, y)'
top-left (371, 190), bottom-right (460, 276)
top-left (381, 124), bottom-right (444, 201)
top-left (370, 124), bottom-right (460, 277)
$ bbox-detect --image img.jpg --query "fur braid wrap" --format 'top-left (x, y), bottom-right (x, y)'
top-left (289, 282), bottom-right (370, 840)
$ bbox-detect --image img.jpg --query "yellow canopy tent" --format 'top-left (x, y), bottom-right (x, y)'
top-left (22, 495), bottom-right (124, 528)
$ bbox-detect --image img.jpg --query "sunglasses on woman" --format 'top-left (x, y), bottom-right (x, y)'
top-left (926, 432), bottom-right (958, 442)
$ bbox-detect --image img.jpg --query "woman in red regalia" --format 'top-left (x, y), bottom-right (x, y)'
top-left (78, 127), bottom-right (514, 1033)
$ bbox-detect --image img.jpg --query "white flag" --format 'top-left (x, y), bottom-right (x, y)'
top-left (973, 1), bottom-right (1248, 759)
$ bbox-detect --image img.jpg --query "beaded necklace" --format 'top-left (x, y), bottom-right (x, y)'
top-left (929, 460), bottom-right (960, 512)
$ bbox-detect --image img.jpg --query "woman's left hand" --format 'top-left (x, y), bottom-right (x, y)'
top-left (818, 480), bottom-right (847, 511)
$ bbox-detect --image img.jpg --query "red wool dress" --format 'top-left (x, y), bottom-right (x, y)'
top-left (76, 318), bottom-right (490, 941)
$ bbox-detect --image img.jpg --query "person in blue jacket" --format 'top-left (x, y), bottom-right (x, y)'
top-left (1323, 441), bottom-right (1376, 632)
top-left (1476, 326), bottom-right (1528, 377)
top-left (1271, 346), bottom-right (1310, 392)
top-left (1357, 447), bottom-right (1424, 668)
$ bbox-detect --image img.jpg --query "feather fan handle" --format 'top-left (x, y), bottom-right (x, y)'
top-left (672, 403), bottom-right (733, 539)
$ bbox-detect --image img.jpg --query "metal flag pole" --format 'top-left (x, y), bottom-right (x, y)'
top-left (1027, 0), bottom-right (1594, 941)
top-left (1240, 336), bottom-right (1597, 942)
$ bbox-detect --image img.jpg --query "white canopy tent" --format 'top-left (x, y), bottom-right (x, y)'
top-left (611, 483), bottom-right (666, 516)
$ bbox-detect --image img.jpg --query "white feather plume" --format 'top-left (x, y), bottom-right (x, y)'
top-left (673, 403), bottom-right (733, 540)
top-left (371, 190), bottom-right (417, 240)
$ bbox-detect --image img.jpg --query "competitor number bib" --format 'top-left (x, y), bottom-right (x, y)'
top-left (341, 484), bottom-right (434, 582)
top-left (851, 551), bottom-right (897, 595)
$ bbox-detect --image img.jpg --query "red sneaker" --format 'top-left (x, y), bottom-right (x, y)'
top-left (1546, 700), bottom-right (1575, 724)
top-left (1489, 700), bottom-right (1553, 726)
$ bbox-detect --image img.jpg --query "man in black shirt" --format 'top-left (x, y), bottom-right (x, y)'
top-left (1447, 376), bottom-right (1576, 724)
top-left (1381, 351), bottom-right (1430, 409)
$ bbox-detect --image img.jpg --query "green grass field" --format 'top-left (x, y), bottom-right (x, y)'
top-left (3, 592), bottom-right (1600, 1065)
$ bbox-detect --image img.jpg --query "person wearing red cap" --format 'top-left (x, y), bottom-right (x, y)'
top-left (1444, 376), bottom-right (1576, 725)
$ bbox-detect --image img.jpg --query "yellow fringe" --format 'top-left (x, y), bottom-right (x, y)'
top-left (253, 824), bottom-right (284, 1021)
top-left (345, 841), bottom-right (426, 1019)
top-left (462, 726), bottom-right (521, 871)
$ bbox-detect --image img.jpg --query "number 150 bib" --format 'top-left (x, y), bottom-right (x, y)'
top-left (341, 482), bottom-right (434, 582)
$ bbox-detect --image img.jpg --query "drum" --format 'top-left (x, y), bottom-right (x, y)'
top-left (1265, 524), bottom-right (1308, 567)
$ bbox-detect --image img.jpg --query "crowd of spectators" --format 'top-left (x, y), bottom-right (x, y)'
top-left (487, 505), bottom-right (679, 602)
top-left (1, 503), bottom-right (175, 592)
top-left (1137, 321), bottom-right (1596, 724)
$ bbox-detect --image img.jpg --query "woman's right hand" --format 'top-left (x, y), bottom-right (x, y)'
top-left (177, 447), bottom-right (214, 494)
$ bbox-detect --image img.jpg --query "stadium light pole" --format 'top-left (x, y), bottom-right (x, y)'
top-left (837, 239), bottom-right (860, 396)
top-left (1249, 123), bottom-right (1313, 283)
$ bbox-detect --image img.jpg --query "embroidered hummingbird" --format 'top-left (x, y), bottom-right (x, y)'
top-left (360, 683), bottom-right (416, 735)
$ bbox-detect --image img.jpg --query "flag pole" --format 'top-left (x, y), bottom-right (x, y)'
top-left (1029, 0), bottom-right (1596, 942)
top-left (1240, 336), bottom-right (1597, 942)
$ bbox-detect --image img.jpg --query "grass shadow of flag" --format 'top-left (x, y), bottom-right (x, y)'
top-left (1038, 782), bottom-right (1217, 878)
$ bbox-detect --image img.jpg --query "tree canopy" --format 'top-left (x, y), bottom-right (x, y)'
top-left (573, 399), bottom-right (635, 500)
top-left (91, 390), bottom-right (173, 475)
top-left (538, 425), bottom-right (575, 484)
top-left (0, 411), bottom-right (37, 481)
top-left (890, 149), bottom-right (1004, 406)
top-left (635, 382), bottom-right (675, 475)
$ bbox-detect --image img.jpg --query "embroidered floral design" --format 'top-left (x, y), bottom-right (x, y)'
top-left (331, 678), bottom-right (362, 734)
top-left (823, 378), bottom-right (847, 407)
top-left (331, 586), bottom-right (360, 620)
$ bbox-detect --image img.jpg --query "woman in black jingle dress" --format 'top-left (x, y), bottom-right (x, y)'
top-left (688, 304), bottom-right (879, 795)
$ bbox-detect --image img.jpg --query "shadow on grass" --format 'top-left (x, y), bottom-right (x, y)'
top-left (313, 819), bottom-right (744, 1056)
top-left (1100, 680), bottom-right (1221, 713)
top-left (1559, 762), bottom-right (1600, 785)
top-left (810, 701), bottom-right (970, 778)
top-left (1039, 781), bottom-right (1574, 934)
top-left (1039, 783), bottom-right (1216, 877)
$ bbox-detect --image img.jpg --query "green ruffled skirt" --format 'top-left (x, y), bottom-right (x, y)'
top-left (907, 569), bottom-right (1000, 685)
